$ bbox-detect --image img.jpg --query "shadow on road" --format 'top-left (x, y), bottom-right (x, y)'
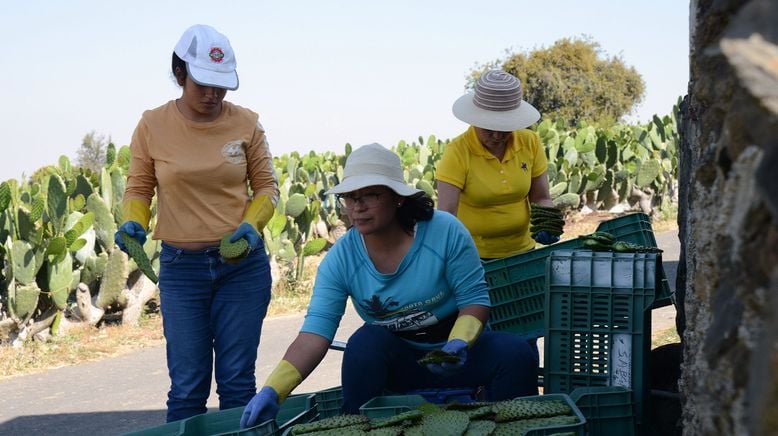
top-left (0, 409), bottom-right (168, 435)
top-left (662, 260), bottom-right (678, 293)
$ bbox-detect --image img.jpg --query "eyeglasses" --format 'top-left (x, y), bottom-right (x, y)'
top-left (336, 192), bottom-right (384, 210)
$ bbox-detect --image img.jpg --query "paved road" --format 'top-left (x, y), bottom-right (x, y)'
top-left (0, 230), bottom-right (680, 435)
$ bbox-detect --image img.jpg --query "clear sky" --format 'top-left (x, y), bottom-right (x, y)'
top-left (1, 0), bottom-right (689, 181)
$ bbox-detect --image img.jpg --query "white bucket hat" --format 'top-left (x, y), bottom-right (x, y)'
top-left (174, 24), bottom-right (239, 90)
top-left (325, 143), bottom-right (422, 197)
top-left (452, 70), bottom-right (540, 132)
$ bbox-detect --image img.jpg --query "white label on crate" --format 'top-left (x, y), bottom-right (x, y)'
top-left (611, 334), bottom-right (632, 388)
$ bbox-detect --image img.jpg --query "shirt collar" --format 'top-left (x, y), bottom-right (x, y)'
top-left (463, 126), bottom-right (517, 161)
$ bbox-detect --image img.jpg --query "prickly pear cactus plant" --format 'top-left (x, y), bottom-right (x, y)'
top-left (86, 193), bottom-right (116, 252)
top-left (96, 248), bottom-right (129, 308)
top-left (9, 283), bottom-right (41, 321)
top-left (47, 253), bottom-right (73, 310)
top-left (81, 252), bottom-right (108, 289)
top-left (6, 240), bottom-right (41, 320)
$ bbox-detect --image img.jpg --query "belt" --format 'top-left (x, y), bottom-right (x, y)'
top-left (391, 312), bottom-right (458, 344)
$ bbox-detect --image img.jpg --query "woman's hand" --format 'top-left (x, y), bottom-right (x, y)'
top-left (230, 222), bottom-right (260, 251)
top-left (114, 221), bottom-right (147, 253)
top-left (240, 386), bottom-right (280, 429)
top-left (426, 339), bottom-right (468, 377)
top-left (532, 230), bottom-right (560, 245)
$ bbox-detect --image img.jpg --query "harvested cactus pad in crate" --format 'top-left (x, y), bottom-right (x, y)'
top-left (287, 393), bottom-right (585, 435)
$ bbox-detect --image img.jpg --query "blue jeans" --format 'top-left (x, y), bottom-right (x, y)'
top-left (340, 324), bottom-right (538, 413)
top-left (158, 242), bottom-right (271, 422)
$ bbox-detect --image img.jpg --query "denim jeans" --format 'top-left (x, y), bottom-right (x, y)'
top-left (158, 241), bottom-right (271, 422)
top-left (340, 324), bottom-right (539, 413)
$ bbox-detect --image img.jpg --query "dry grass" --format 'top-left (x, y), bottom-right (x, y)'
top-left (0, 210), bottom-right (679, 379)
top-left (562, 209), bottom-right (678, 239)
top-left (0, 314), bottom-right (164, 380)
top-left (267, 254), bottom-right (323, 317)
top-left (652, 327), bottom-right (681, 349)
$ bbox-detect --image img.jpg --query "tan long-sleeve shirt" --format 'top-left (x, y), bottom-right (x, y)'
top-left (124, 100), bottom-right (279, 243)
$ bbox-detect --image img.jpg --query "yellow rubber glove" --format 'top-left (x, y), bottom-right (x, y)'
top-left (115, 198), bottom-right (151, 253)
top-left (242, 195), bottom-right (275, 233)
top-left (448, 314), bottom-right (484, 348)
top-left (121, 198), bottom-right (151, 230)
top-left (263, 359), bottom-right (303, 403)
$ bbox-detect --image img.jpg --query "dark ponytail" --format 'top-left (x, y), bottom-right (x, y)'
top-left (397, 192), bottom-right (434, 235)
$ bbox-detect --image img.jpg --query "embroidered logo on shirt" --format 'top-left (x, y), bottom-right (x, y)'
top-left (209, 47), bottom-right (225, 63)
top-left (222, 140), bottom-right (246, 164)
top-left (521, 162), bottom-right (528, 171)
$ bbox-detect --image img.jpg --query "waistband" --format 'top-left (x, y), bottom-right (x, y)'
top-left (161, 242), bottom-right (221, 256)
top-left (391, 312), bottom-right (458, 344)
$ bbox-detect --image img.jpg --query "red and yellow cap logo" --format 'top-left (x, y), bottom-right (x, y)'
top-left (209, 47), bottom-right (225, 63)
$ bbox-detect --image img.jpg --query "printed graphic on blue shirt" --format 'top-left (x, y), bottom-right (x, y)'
top-left (359, 290), bottom-right (447, 332)
top-left (372, 311), bottom-right (438, 332)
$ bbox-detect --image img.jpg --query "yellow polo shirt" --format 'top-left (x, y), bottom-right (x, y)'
top-left (436, 127), bottom-right (547, 258)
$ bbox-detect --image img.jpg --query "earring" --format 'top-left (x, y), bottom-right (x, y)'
top-left (397, 203), bottom-right (402, 207)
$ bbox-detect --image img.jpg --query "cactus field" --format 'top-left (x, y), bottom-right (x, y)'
top-left (0, 109), bottom-right (678, 346)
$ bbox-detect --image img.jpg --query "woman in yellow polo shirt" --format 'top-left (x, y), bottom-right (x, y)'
top-left (436, 70), bottom-right (561, 260)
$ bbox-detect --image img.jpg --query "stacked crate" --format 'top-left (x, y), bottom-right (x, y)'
top-left (544, 250), bottom-right (658, 434)
top-left (482, 213), bottom-right (670, 435)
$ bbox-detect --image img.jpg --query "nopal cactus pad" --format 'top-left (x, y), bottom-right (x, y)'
top-left (219, 234), bottom-right (249, 263)
top-left (119, 232), bottom-right (157, 284)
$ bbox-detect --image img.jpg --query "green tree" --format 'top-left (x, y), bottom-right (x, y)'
top-left (76, 131), bottom-right (111, 172)
top-left (469, 37), bottom-right (645, 126)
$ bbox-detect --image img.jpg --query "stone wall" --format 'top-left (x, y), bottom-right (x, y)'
top-left (678, 0), bottom-right (778, 434)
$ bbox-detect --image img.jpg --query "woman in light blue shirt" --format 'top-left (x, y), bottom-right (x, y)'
top-left (240, 143), bottom-right (538, 428)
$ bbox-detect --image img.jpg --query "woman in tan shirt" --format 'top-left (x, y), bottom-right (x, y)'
top-left (115, 24), bottom-right (279, 423)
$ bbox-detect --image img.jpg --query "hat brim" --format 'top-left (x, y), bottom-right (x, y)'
top-left (325, 174), bottom-right (422, 197)
top-left (186, 64), bottom-right (239, 90)
top-left (452, 92), bottom-right (540, 131)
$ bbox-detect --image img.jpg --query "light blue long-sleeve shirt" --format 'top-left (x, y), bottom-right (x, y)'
top-left (300, 210), bottom-right (490, 350)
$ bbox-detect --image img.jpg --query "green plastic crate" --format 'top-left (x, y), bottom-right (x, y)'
top-left (313, 386), bottom-right (343, 419)
top-left (123, 420), bottom-right (181, 436)
top-left (483, 237), bottom-right (583, 338)
top-left (276, 394), bottom-right (318, 433)
top-left (518, 393), bottom-right (587, 436)
top-left (178, 407), bottom-right (271, 436)
top-left (358, 394), bottom-right (428, 419)
top-left (594, 213), bottom-right (672, 308)
top-left (357, 393), bottom-right (585, 435)
top-left (405, 387), bottom-right (480, 404)
top-left (483, 212), bottom-right (669, 338)
top-left (570, 386), bottom-right (636, 436)
top-left (544, 250), bottom-right (657, 430)
top-left (125, 394), bottom-right (316, 436)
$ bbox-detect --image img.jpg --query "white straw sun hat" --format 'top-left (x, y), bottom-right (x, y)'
top-left (452, 70), bottom-right (540, 132)
top-left (174, 24), bottom-right (239, 90)
top-left (325, 143), bottom-right (422, 196)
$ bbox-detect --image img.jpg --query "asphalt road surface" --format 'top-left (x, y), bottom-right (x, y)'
top-left (0, 230), bottom-right (680, 435)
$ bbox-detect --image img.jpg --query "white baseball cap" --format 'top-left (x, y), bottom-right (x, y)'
top-left (174, 24), bottom-right (239, 90)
